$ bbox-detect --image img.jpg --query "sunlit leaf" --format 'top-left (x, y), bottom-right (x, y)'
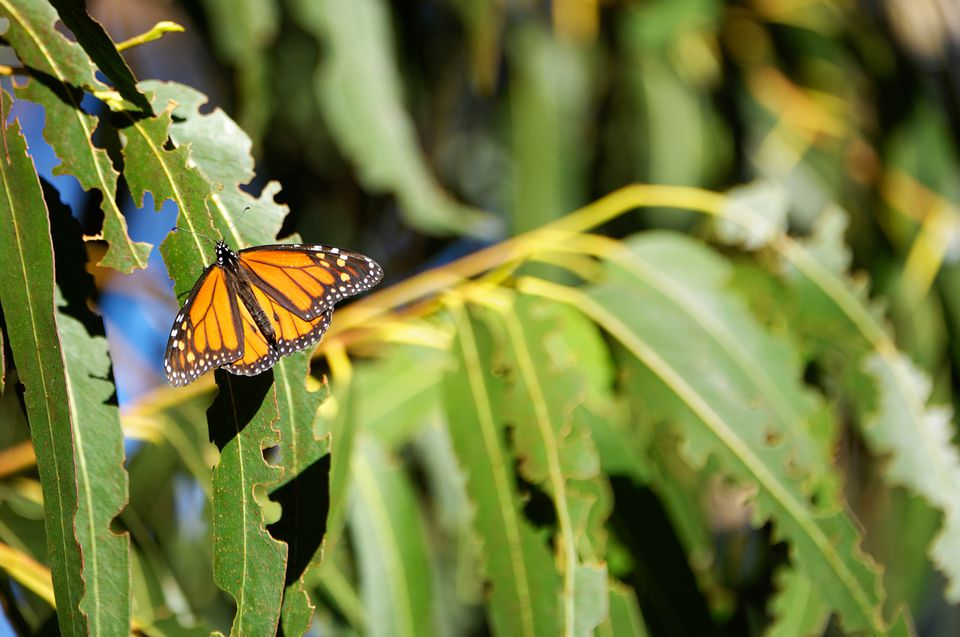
top-left (413, 424), bottom-right (484, 632)
top-left (764, 568), bottom-right (829, 637)
top-left (597, 581), bottom-right (648, 637)
top-left (141, 81), bottom-right (288, 249)
top-left (780, 207), bottom-right (960, 603)
top-left (0, 92), bottom-right (86, 635)
top-left (355, 344), bottom-right (450, 447)
top-left (119, 93), bottom-right (219, 293)
top-left (522, 232), bottom-right (897, 634)
top-left (313, 373), bottom-right (357, 556)
top-left (484, 294), bottom-right (611, 631)
top-left (1, 0), bottom-right (151, 273)
top-left (57, 301), bottom-right (131, 634)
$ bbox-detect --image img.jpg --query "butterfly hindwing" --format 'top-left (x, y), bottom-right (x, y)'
top-left (164, 265), bottom-right (244, 386)
top-left (224, 285), bottom-right (334, 376)
top-left (237, 244), bottom-right (383, 320)
top-left (222, 291), bottom-right (280, 376)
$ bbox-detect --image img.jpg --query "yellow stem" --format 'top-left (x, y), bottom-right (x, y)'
top-left (116, 21), bottom-right (185, 52)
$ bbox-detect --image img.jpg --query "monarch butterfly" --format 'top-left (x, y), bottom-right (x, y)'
top-left (164, 240), bottom-right (383, 386)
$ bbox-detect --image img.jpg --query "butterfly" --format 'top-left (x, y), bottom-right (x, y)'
top-left (164, 240), bottom-right (383, 386)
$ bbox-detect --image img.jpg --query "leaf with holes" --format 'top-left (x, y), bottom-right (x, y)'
top-left (1, 0), bottom-right (151, 273)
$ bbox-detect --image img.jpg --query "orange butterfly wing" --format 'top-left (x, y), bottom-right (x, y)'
top-left (224, 287), bottom-right (333, 376)
top-left (237, 244), bottom-right (383, 319)
top-left (164, 265), bottom-right (244, 386)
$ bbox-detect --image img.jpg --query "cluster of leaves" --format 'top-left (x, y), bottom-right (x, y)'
top-left (1, 0), bottom-right (960, 636)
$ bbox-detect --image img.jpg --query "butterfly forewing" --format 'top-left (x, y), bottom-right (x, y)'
top-left (164, 265), bottom-right (244, 386)
top-left (237, 245), bottom-right (383, 319)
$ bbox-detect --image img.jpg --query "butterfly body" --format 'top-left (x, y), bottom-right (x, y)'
top-left (164, 240), bottom-right (382, 386)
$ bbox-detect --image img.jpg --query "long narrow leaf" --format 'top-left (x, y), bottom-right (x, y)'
top-left (350, 437), bottom-right (433, 637)
top-left (483, 293), bottom-right (610, 634)
top-left (207, 373), bottom-right (286, 637)
top-left (57, 303), bottom-right (131, 633)
top-left (141, 81), bottom-right (288, 248)
top-left (444, 299), bottom-right (561, 637)
top-left (0, 91), bottom-right (86, 636)
top-left (517, 230), bottom-right (904, 634)
top-left (119, 96), bottom-right (220, 291)
top-left (773, 208), bottom-right (960, 602)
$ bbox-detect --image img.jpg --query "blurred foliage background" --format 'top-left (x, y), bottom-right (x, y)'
top-left (3, 0), bottom-right (960, 635)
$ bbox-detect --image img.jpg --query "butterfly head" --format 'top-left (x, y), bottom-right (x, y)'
top-left (215, 240), bottom-right (236, 267)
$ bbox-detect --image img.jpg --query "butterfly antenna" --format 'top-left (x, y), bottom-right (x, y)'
top-left (171, 226), bottom-right (220, 245)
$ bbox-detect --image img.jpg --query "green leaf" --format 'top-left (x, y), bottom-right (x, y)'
top-left (47, 0), bottom-right (152, 113)
top-left (1, 0), bottom-right (151, 273)
top-left (119, 93), bottom-right (220, 294)
top-left (57, 299), bottom-right (131, 634)
top-left (349, 437), bottom-right (433, 637)
top-left (444, 300), bottom-right (561, 637)
top-left (0, 91), bottom-right (86, 636)
top-left (412, 424), bottom-right (485, 631)
top-left (764, 568), bottom-right (829, 637)
top-left (207, 373), bottom-right (286, 637)
top-left (271, 353), bottom-right (331, 635)
top-left (140, 81), bottom-right (288, 249)
top-left (718, 180), bottom-right (789, 249)
top-left (862, 354), bottom-right (960, 600)
top-left (312, 542), bottom-right (365, 632)
top-left (289, 0), bottom-right (499, 237)
top-left (485, 295), bottom-right (611, 633)
top-left (509, 25), bottom-right (594, 233)
top-left (780, 207), bottom-right (960, 603)
top-left (355, 343), bottom-right (450, 447)
top-left (124, 400), bottom-right (217, 626)
top-left (597, 581), bottom-right (648, 637)
top-left (312, 372), bottom-right (360, 560)
top-left (0, 0), bottom-right (104, 89)
top-left (0, 326), bottom-right (5, 394)
top-left (544, 232), bottom-right (899, 634)
top-left (618, 232), bottom-right (837, 494)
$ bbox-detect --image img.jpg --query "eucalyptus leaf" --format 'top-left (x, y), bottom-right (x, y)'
top-left (781, 207), bottom-right (960, 603)
top-left (0, 92), bottom-right (87, 636)
top-left (207, 372), bottom-right (286, 637)
top-left (350, 438), bottom-right (433, 637)
top-left (47, 0), bottom-right (152, 113)
top-left (444, 302), bottom-right (561, 637)
top-left (1, 0), bottom-right (151, 273)
top-left (289, 0), bottom-right (499, 237)
top-left (271, 353), bottom-right (331, 635)
top-left (575, 232), bottom-right (897, 634)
